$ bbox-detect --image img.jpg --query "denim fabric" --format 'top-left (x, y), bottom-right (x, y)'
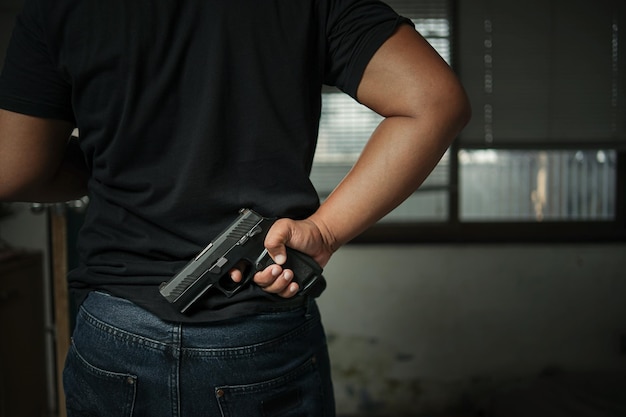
top-left (63, 291), bottom-right (335, 417)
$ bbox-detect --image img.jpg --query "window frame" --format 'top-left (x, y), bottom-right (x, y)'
top-left (353, 145), bottom-right (625, 244)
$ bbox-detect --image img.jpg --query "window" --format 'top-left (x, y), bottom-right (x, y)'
top-left (311, 0), bottom-right (626, 242)
top-left (459, 149), bottom-right (617, 221)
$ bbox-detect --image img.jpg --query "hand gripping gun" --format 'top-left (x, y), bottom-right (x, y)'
top-left (159, 208), bottom-right (326, 314)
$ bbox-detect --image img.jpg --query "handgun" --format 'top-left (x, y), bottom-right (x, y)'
top-left (159, 208), bottom-right (326, 314)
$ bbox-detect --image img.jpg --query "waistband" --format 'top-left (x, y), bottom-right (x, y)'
top-left (77, 291), bottom-right (318, 349)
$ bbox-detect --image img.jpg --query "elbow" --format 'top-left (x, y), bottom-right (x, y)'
top-left (457, 82), bottom-right (473, 128)
top-left (0, 158), bottom-right (42, 202)
top-left (427, 80), bottom-right (472, 147)
top-left (397, 69), bottom-right (472, 148)
top-left (0, 162), bottom-right (52, 202)
top-left (440, 74), bottom-right (472, 134)
top-left (0, 169), bottom-right (18, 201)
top-left (0, 174), bottom-right (35, 202)
top-left (453, 88), bottom-right (472, 135)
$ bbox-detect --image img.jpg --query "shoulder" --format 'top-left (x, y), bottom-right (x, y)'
top-left (323, 0), bottom-right (412, 97)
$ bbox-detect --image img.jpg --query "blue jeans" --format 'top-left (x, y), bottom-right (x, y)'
top-left (63, 291), bottom-right (335, 417)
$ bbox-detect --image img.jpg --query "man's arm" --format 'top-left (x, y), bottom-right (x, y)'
top-left (0, 109), bottom-right (87, 202)
top-left (310, 23), bottom-right (472, 247)
top-left (255, 24), bottom-right (471, 296)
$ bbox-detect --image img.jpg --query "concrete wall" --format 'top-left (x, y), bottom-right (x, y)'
top-left (319, 244), bottom-right (626, 415)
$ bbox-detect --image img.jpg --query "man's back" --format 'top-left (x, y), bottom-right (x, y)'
top-left (0, 0), bottom-right (408, 321)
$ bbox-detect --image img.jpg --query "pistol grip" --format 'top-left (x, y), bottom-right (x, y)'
top-left (257, 248), bottom-right (327, 298)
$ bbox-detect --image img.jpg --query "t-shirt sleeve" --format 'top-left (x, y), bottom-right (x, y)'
top-left (323, 0), bottom-right (413, 99)
top-left (0, 0), bottom-right (74, 122)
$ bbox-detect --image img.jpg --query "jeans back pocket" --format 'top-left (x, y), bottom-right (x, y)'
top-left (63, 342), bottom-right (137, 417)
top-left (215, 355), bottom-right (328, 417)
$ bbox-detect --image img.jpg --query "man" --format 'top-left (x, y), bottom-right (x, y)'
top-left (0, 0), bottom-right (470, 415)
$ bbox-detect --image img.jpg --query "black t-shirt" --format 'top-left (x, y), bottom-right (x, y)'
top-left (0, 0), bottom-right (411, 322)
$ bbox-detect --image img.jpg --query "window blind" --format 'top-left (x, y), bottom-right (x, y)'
top-left (457, 0), bottom-right (626, 146)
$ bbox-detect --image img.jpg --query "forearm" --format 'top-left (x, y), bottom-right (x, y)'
top-left (308, 109), bottom-right (465, 249)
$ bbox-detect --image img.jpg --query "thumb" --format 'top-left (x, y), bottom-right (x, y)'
top-left (264, 218), bottom-right (293, 265)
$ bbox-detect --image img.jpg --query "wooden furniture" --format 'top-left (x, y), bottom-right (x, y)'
top-left (50, 211), bottom-right (70, 417)
top-left (0, 251), bottom-right (47, 417)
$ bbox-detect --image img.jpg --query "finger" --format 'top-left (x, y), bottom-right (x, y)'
top-left (263, 269), bottom-right (298, 297)
top-left (254, 267), bottom-right (298, 297)
top-left (253, 264), bottom-right (283, 288)
top-left (264, 219), bottom-right (293, 265)
top-left (229, 268), bottom-right (244, 283)
top-left (277, 282), bottom-right (300, 298)
top-left (228, 260), bottom-right (249, 283)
